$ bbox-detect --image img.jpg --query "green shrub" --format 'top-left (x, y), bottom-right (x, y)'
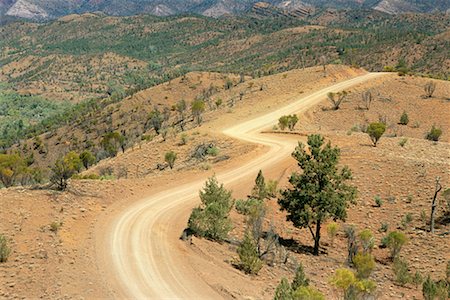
top-left (393, 258), bottom-right (411, 286)
top-left (412, 271), bottom-right (423, 288)
top-left (423, 275), bottom-right (437, 300)
top-left (330, 268), bottom-right (376, 300)
top-left (235, 198), bottom-right (262, 215)
top-left (385, 231), bottom-right (408, 260)
top-left (164, 151), bottom-right (177, 169)
top-left (327, 222), bottom-right (338, 246)
top-left (180, 133), bottom-right (188, 145)
top-left (426, 126), bottom-right (442, 142)
top-left (206, 147), bottom-right (219, 157)
top-left (401, 213), bottom-right (413, 229)
top-left (399, 138), bottom-right (408, 147)
top-left (353, 253), bottom-right (376, 279)
top-left (187, 176), bottom-right (234, 241)
top-left (278, 115), bottom-right (299, 131)
top-left (80, 150), bottom-right (96, 169)
top-left (266, 180), bottom-right (279, 198)
top-left (237, 230), bottom-right (263, 275)
top-left (358, 229), bottom-right (375, 254)
top-left (251, 170), bottom-right (267, 200)
top-left (374, 195), bottom-right (383, 207)
top-left (367, 122), bottom-right (386, 147)
top-left (292, 263), bottom-right (310, 290)
top-left (379, 222), bottom-right (389, 233)
top-left (274, 278), bottom-right (293, 300)
top-left (0, 234), bottom-right (11, 263)
top-left (50, 151), bottom-right (82, 191)
top-left (50, 221), bottom-right (63, 233)
top-left (399, 111), bottom-right (409, 125)
top-left (292, 286), bottom-right (325, 300)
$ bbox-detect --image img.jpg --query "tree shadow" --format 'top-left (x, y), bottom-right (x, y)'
top-left (279, 237), bottom-right (326, 255)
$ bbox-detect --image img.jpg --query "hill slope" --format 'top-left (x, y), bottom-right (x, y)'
top-left (1, 0), bottom-right (449, 20)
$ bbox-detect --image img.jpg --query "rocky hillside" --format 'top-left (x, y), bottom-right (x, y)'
top-left (1, 0), bottom-right (449, 21)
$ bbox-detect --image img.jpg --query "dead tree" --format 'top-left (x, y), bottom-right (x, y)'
top-left (327, 91), bottom-right (348, 110)
top-left (430, 177), bottom-right (442, 233)
top-left (362, 90), bottom-right (373, 110)
top-left (424, 81), bottom-right (436, 98)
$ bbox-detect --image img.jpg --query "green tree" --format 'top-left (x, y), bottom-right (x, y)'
top-left (237, 230), bottom-right (263, 275)
top-left (278, 135), bottom-right (357, 255)
top-left (188, 176), bottom-right (234, 241)
top-left (0, 153), bottom-right (27, 187)
top-left (292, 263), bottom-right (310, 290)
top-left (79, 150), bottom-right (96, 169)
top-left (330, 268), bottom-right (376, 300)
top-left (50, 151), bottom-right (82, 191)
top-left (367, 122), bottom-right (386, 147)
top-left (385, 231), bottom-right (408, 260)
top-left (293, 286), bottom-right (325, 300)
top-left (101, 132), bottom-right (125, 157)
top-left (164, 151), bottom-right (177, 169)
top-left (252, 170), bottom-right (267, 200)
top-left (274, 278), bottom-right (293, 300)
top-left (148, 109), bottom-right (164, 134)
top-left (191, 100), bottom-right (206, 125)
top-left (353, 253), bottom-right (376, 279)
top-left (279, 115), bottom-right (289, 130)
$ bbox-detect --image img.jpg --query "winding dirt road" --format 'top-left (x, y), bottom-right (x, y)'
top-left (100, 73), bottom-right (386, 299)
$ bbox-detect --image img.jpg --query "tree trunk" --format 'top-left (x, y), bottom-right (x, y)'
top-left (313, 220), bottom-right (321, 256)
top-left (430, 177), bottom-right (442, 233)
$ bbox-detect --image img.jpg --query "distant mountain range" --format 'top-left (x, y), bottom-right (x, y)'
top-left (0, 0), bottom-right (449, 21)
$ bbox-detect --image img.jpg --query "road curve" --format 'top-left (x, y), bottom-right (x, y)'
top-left (102, 73), bottom-right (386, 299)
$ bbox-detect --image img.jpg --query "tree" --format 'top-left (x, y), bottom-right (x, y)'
top-left (292, 263), bottom-right (310, 290)
top-left (399, 111), bottom-right (409, 125)
top-left (274, 278), bottom-right (293, 300)
top-left (353, 253), bottom-right (375, 279)
top-left (80, 150), bottom-right (96, 169)
top-left (385, 231), bottom-right (408, 260)
top-left (361, 90), bottom-right (373, 110)
top-left (164, 151), bottom-right (177, 169)
top-left (50, 151), bottom-right (82, 191)
top-left (148, 109), bottom-right (164, 134)
top-left (430, 177), bottom-right (442, 233)
top-left (424, 81), bottom-right (436, 98)
top-left (191, 100), bottom-right (206, 125)
top-left (278, 135), bottom-right (357, 255)
top-left (367, 122), bottom-right (386, 147)
top-left (279, 115), bottom-right (299, 131)
top-left (187, 176), bottom-right (234, 241)
top-left (330, 268), bottom-right (376, 300)
top-left (237, 230), bottom-right (263, 275)
top-left (327, 91), bottom-right (348, 110)
top-left (176, 99), bottom-right (187, 131)
top-left (0, 153), bottom-right (27, 188)
top-left (101, 132), bottom-right (125, 157)
top-left (251, 170), bottom-right (267, 200)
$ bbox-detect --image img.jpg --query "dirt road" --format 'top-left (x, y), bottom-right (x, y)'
top-left (99, 73), bottom-right (387, 299)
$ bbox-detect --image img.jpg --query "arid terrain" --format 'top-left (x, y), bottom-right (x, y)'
top-left (1, 66), bottom-right (449, 299)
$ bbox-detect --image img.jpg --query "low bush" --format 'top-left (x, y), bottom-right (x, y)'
top-left (0, 234), bottom-right (11, 262)
top-left (236, 230), bottom-right (263, 275)
top-left (426, 126), bottom-right (442, 142)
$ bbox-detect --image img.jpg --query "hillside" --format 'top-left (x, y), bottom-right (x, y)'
top-left (1, 0), bottom-right (449, 21)
top-left (0, 67), bottom-right (448, 298)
